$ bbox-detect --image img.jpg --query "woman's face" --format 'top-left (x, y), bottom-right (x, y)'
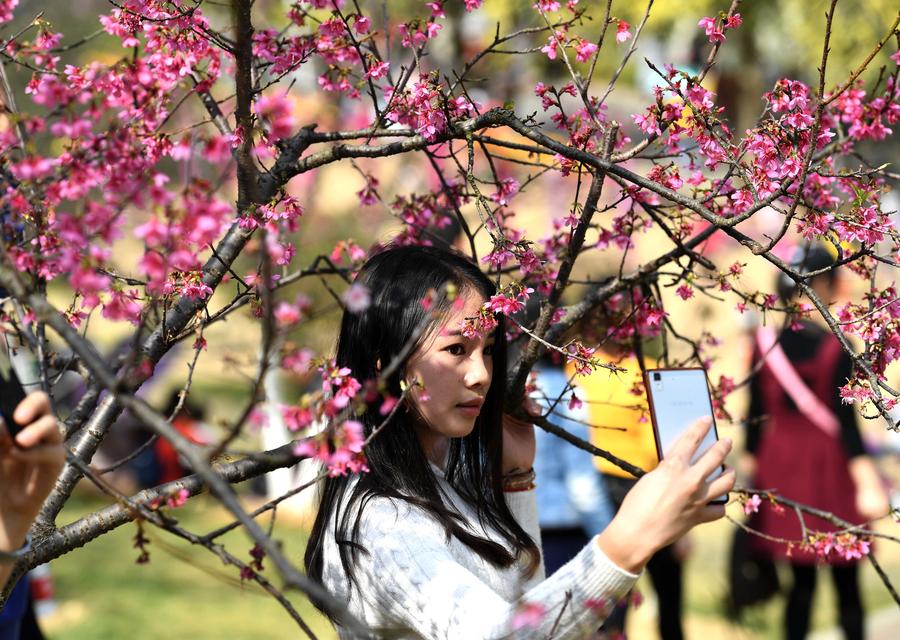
top-left (405, 289), bottom-right (494, 465)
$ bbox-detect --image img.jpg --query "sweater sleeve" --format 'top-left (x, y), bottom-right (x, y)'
top-left (505, 490), bottom-right (542, 551)
top-left (505, 488), bottom-right (545, 582)
top-left (354, 500), bottom-right (638, 640)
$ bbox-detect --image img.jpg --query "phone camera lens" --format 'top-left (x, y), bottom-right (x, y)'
top-left (652, 372), bottom-right (661, 381)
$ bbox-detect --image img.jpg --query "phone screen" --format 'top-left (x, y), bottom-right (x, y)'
top-left (645, 368), bottom-right (722, 486)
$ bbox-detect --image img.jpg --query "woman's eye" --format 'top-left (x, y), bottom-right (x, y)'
top-left (484, 343), bottom-right (495, 356)
top-left (445, 344), bottom-right (466, 356)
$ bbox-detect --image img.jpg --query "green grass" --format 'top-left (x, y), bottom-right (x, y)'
top-left (40, 494), bottom-right (899, 639)
top-left (627, 507), bottom-right (900, 638)
top-left (43, 494), bottom-right (337, 640)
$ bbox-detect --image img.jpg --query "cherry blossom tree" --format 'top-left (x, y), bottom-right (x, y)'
top-left (0, 0), bottom-right (898, 631)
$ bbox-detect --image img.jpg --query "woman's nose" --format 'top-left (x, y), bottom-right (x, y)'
top-left (464, 354), bottom-right (491, 389)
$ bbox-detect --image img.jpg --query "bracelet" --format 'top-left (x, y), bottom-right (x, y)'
top-left (503, 482), bottom-right (536, 493)
top-left (0, 534), bottom-right (31, 563)
top-left (503, 467), bottom-right (536, 493)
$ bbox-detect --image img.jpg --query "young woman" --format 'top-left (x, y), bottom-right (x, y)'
top-left (305, 244), bottom-right (734, 639)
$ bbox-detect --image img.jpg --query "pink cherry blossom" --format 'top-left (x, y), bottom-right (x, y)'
top-left (675, 284), bottom-right (694, 300)
top-left (633, 110), bottom-right (661, 136)
top-left (725, 13), bottom-right (743, 30)
top-left (489, 178), bottom-right (520, 206)
top-left (840, 381), bottom-right (874, 405)
top-left (534, 1), bottom-right (560, 12)
top-left (567, 392), bottom-right (582, 411)
top-left (166, 488), bottom-right (190, 509)
top-left (274, 295), bottom-right (311, 328)
top-left (616, 20), bottom-right (632, 43)
top-left (342, 283), bottom-right (372, 313)
top-left (281, 404), bottom-right (315, 433)
top-left (365, 60), bottom-right (390, 80)
top-left (331, 239), bottom-right (368, 264)
top-left (253, 93), bottom-right (295, 140)
top-left (357, 174), bottom-right (380, 205)
top-left (743, 493), bottom-right (762, 515)
top-left (0, 0), bottom-right (18, 24)
top-left (11, 156), bottom-right (55, 181)
top-left (575, 39), bottom-right (598, 62)
top-left (102, 289), bottom-right (143, 325)
top-left (379, 396), bottom-right (399, 416)
top-left (511, 601), bottom-right (546, 630)
top-left (487, 293), bottom-right (525, 315)
top-left (565, 342), bottom-right (597, 376)
top-left (697, 16), bottom-right (725, 43)
top-left (295, 419), bottom-right (368, 477)
top-left (541, 33), bottom-right (562, 61)
top-left (353, 15), bottom-right (370, 34)
top-left (282, 349), bottom-right (315, 376)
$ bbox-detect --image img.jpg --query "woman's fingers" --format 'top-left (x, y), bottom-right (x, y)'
top-left (667, 416), bottom-right (713, 463)
top-left (11, 391), bottom-right (51, 427)
top-left (8, 442), bottom-right (66, 466)
top-left (2, 403), bottom-right (64, 467)
top-left (692, 436), bottom-right (732, 479)
top-left (10, 414), bottom-right (65, 466)
top-left (13, 414), bottom-right (62, 449)
top-left (696, 503), bottom-right (727, 524)
top-left (705, 467), bottom-right (736, 502)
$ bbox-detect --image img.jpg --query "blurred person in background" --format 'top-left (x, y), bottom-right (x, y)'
top-left (576, 292), bottom-right (690, 640)
top-left (515, 295), bottom-right (616, 575)
top-left (532, 355), bottom-right (616, 573)
top-left (150, 391), bottom-right (211, 485)
top-left (742, 244), bottom-right (889, 640)
top-left (0, 392), bottom-right (65, 640)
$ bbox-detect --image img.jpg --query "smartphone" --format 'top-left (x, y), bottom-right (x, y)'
top-left (644, 367), bottom-right (727, 505)
top-left (0, 346), bottom-right (27, 440)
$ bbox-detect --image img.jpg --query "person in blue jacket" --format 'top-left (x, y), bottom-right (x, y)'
top-left (532, 361), bottom-right (616, 574)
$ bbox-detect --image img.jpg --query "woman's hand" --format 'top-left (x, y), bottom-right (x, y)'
top-left (855, 484), bottom-right (890, 522)
top-left (501, 397), bottom-right (541, 476)
top-left (0, 392), bottom-right (65, 554)
top-left (597, 417), bottom-right (735, 573)
top-left (848, 456), bottom-right (890, 521)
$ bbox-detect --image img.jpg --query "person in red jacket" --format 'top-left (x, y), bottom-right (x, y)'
top-left (743, 245), bottom-right (889, 640)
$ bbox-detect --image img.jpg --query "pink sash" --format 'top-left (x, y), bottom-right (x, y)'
top-left (755, 326), bottom-right (840, 438)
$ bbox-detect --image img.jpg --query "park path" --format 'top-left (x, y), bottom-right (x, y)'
top-left (810, 605), bottom-right (900, 640)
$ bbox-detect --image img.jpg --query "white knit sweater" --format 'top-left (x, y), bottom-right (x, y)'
top-left (320, 467), bottom-right (639, 639)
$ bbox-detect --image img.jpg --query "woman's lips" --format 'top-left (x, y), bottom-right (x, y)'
top-left (456, 399), bottom-right (484, 416)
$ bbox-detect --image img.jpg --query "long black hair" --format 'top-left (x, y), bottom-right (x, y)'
top-left (304, 244), bottom-right (540, 617)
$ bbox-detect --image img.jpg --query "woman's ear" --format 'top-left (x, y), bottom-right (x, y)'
top-left (375, 358), bottom-right (381, 373)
